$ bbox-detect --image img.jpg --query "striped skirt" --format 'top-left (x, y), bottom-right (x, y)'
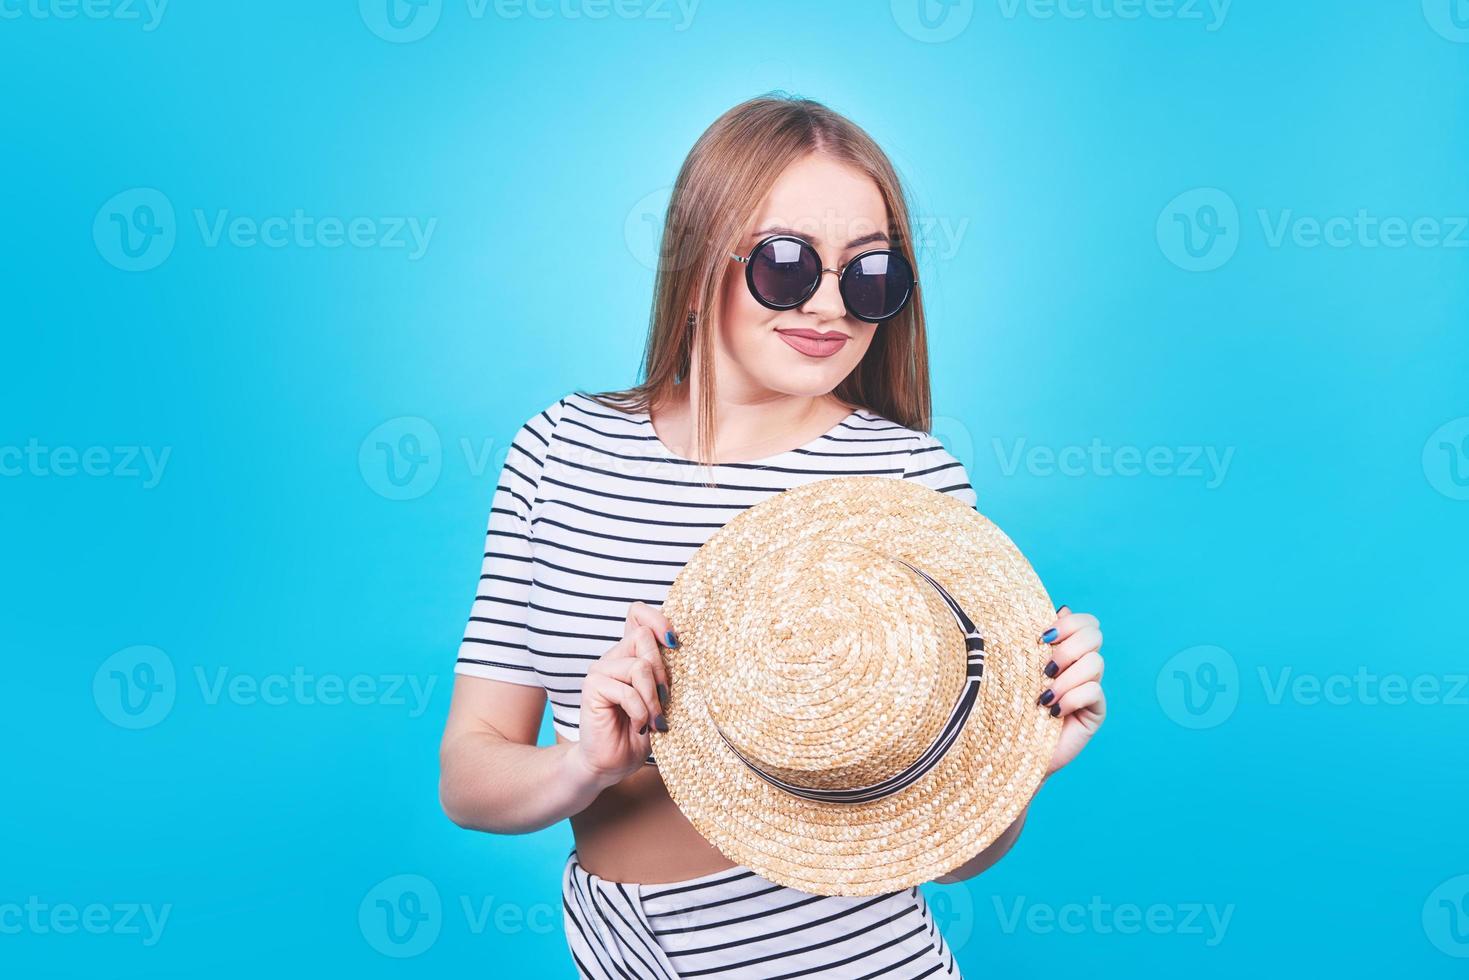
top-left (560, 846), bottom-right (962, 979)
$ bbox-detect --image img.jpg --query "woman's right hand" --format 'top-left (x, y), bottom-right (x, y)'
top-left (566, 601), bottom-right (676, 791)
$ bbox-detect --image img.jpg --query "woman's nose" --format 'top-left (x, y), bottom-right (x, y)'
top-left (800, 267), bottom-right (847, 320)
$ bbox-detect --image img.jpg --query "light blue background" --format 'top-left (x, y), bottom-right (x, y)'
top-left (3, 2), bottom-right (1467, 977)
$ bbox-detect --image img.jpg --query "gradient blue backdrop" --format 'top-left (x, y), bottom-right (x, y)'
top-left (3, 2), bottom-right (1467, 977)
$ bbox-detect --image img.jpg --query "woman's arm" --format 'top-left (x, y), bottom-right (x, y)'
top-left (932, 775), bottom-right (1046, 884)
top-left (438, 675), bottom-right (611, 835)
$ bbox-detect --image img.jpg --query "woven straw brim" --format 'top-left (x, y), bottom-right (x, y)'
top-left (651, 476), bottom-right (1060, 897)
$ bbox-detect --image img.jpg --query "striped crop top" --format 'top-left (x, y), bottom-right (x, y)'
top-left (453, 390), bottom-right (978, 751)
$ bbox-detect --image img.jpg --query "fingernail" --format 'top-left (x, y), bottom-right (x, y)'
top-left (654, 714), bottom-right (668, 732)
top-left (657, 682), bottom-right (669, 706)
top-left (665, 630), bottom-right (679, 648)
top-left (638, 723), bottom-right (648, 735)
top-left (1044, 660), bottom-right (1058, 678)
top-left (1041, 627), bottom-right (1058, 644)
top-left (1039, 689), bottom-right (1054, 706)
top-left (1049, 704), bottom-right (1061, 717)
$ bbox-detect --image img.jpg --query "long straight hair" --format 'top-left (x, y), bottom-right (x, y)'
top-left (579, 94), bottom-right (935, 476)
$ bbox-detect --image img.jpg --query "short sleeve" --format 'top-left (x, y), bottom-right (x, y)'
top-left (454, 396), bottom-right (566, 686)
top-left (903, 430), bottom-right (978, 511)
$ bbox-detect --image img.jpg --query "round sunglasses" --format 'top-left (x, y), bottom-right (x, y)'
top-left (728, 234), bottom-right (918, 324)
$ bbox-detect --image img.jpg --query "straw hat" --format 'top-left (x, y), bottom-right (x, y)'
top-left (650, 475), bottom-right (1061, 897)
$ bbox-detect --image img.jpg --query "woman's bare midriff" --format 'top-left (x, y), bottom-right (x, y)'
top-left (557, 732), bottom-right (738, 885)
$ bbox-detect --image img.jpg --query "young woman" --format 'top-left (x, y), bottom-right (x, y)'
top-left (438, 94), bottom-right (1106, 979)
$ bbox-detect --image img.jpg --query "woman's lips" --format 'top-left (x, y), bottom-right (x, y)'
top-left (776, 329), bottom-right (848, 358)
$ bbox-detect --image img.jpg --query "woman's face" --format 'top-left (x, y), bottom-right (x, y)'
top-left (714, 153), bottom-right (890, 401)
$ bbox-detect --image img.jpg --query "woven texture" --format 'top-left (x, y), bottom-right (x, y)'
top-left (651, 475), bottom-right (1061, 896)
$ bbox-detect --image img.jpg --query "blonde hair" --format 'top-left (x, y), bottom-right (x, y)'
top-left (581, 93), bottom-right (934, 478)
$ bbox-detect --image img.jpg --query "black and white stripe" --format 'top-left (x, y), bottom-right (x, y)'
top-left (455, 390), bottom-right (978, 759)
top-left (562, 847), bottom-right (961, 979)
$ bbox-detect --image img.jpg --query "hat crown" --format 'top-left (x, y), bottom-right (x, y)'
top-left (699, 538), bottom-right (971, 793)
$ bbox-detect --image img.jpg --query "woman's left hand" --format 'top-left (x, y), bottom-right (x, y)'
top-left (1036, 605), bottom-right (1106, 776)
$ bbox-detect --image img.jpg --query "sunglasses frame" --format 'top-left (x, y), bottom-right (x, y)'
top-left (728, 233), bottom-right (919, 324)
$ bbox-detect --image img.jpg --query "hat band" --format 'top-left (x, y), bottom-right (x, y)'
top-left (712, 559), bottom-right (985, 805)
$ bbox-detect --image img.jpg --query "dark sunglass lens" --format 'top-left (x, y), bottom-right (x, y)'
top-left (749, 238), bottom-right (820, 307)
top-left (842, 251), bottom-right (914, 321)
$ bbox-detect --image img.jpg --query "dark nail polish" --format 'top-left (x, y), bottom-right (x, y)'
top-left (1049, 704), bottom-right (1061, 717)
top-left (657, 682), bottom-right (669, 706)
top-left (654, 714), bottom-right (668, 733)
top-left (638, 723), bottom-right (648, 735)
top-left (665, 630), bottom-right (679, 648)
top-left (1039, 689), bottom-right (1055, 706)
top-left (1041, 627), bottom-right (1058, 644)
top-left (1044, 660), bottom-right (1058, 678)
